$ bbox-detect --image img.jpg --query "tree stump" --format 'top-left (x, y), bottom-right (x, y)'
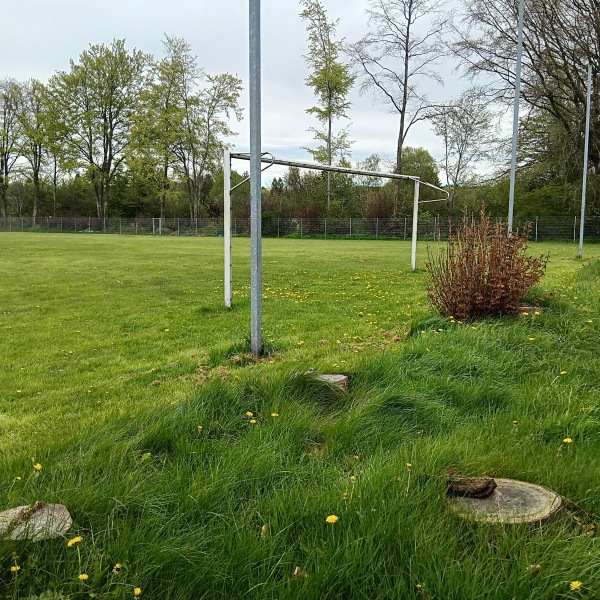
top-left (447, 479), bottom-right (562, 524)
top-left (0, 502), bottom-right (72, 541)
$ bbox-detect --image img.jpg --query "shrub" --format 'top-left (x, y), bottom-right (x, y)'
top-left (426, 208), bottom-right (548, 320)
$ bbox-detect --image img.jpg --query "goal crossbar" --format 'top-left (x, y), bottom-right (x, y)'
top-left (224, 150), bottom-right (449, 308)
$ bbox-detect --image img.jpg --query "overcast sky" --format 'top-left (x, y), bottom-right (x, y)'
top-left (4, 0), bottom-right (471, 181)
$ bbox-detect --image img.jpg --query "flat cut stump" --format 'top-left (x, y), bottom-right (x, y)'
top-left (448, 479), bottom-right (561, 524)
top-left (0, 502), bottom-right (72, 541)
top-left (316, 374), bottom-right (348, 389)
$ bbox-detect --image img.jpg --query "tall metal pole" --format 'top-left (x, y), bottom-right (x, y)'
top-left (411, 179), bottom-right (420, 271)
top-left (507, 0), bottom-right (525, 234)
top-left (249, 0), bottom-right (262, 356)
top-left (224, 149), bottom-right (232, 308)
top-left (579, 65), bottom-right (592, 258)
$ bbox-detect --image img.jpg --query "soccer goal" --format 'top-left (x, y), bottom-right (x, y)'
top-left (223, 150), bottom-right (448, 308)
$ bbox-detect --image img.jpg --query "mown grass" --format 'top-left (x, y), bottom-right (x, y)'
top-left (0, 234), bottom-right (598, 599)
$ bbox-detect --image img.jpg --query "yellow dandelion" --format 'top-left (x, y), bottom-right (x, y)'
top-left (271, 413), bottom-right (279, 417)
top-left (528, 337), bottom-right (535, 341)
top-left (68, 536), bottom-right (83, 547)
top-left (33, 463), bottom-right (42, 471)
top-left (560, 370), bottom-right (568, 375)
top-left (569, 581), bottom-right (582, 591)
top-left (326, 515), bottom-right (339, 524)
top-left (164, 328), bottom-right (170, 332)
top-left (114, 563), bottom-right (123, 571)
top-left (134, 587), bottom-right (142, 597)
top-left (78, 574), bottom-right (89, 581)
top-left (349, 475), bottom-right (357, 484)
top-left (297, 340), bottom-right (304, 346)
top-left (10, 565), bottom-right (20, 573)
top-left (406, 463), bottom-right (412, 470)
top-left (249, 419), bottom-right (257, 424)
top-left (245, 411), bottom-right (253, 417)
top-left (16, 390), bottom-right (22, 394)
top-left (534, 311), bottom-right (541, 315)
top-left (563, 438), bottom-right (572, 444)
top-left (197, 425), bottom-right (203, 431)
top-left (15, 476), bottom-right (21, 481)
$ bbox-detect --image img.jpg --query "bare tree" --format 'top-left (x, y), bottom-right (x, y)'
top-left (347, 0), bottom-right (448, 214)
top-left (454, 0), bottom-right (600, 173)
top-left (430, 88), bottom-right (499, 206)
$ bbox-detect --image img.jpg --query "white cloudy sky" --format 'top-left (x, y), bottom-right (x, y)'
top-left (4, 0), bottom-right (474, 181)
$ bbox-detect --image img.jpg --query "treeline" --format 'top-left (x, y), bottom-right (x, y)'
top-left (1, 0), bottom-right (599, 221)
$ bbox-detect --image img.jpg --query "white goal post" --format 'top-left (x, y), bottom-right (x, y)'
top-left (223, 150), bottom-right (449, 308)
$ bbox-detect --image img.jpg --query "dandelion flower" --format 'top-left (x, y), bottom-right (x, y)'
top-left (560, 370), bottom-right (568, 375)
top-left (15, 476), bottom-right (21, 481)
top-left (33, 463), bottom-right (42, 471)
top-left (10, 565), bottom-right (20, 573)
top-left (569, 581), bottom-right (582, 591)
top-left (406, 463), bottom-right (412, 470)
top-left (164, 328), bottom-right (170, 332)
top-left (528, 337), bottom-right (535, 341)
top-left (114, 563), bottom-right (122, 571)
top-left (349, 475), bottom-right (356, 484)
top-left (78, 574), bottom-right (89, 581)
top-left (245, 411), bottom-right (253, 417)
top-left (271, 412), bottom-right (279, 417)
top-left (326, 515), bottom-right (339, 524)
top-left (68, 536), bottom-right (83, 547)
top-left (134, 587), bottom-right (142, 597)
top-left (563, 438), bottom-right (572, 444)
top-left (249, 419), bottom-right (257, 424)
top-left (197, 425), bottom-right (203, 431)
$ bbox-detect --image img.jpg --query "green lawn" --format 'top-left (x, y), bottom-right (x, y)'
top-left (0, 234), bottom-right (598, 599)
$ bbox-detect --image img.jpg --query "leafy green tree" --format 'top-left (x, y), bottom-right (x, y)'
top-left (48, 39), bottom-right (150, 217)
top-left (300, 0), bottom-right (355, 211)
top-left (129, 35), bottom-right (198, 218)
top-left (0, 79), bottom-right (23, 218)
top-left (173, 72), bottom-right (242, 219)
top-left (19, 79), bottom-right (48, 222)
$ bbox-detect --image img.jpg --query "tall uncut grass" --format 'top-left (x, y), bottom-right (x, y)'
top-left (0, 234), bottom-right (598, 599)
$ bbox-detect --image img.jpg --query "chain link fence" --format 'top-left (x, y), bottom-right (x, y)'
top-left (1, 215), bottom-right (599, 242)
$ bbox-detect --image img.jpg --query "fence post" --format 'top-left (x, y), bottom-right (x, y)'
top-left (376, 217), bottom-right (379, 240)
top-left (178, 218), bottom-right (180, 235)
top-left (300, 218), bottom-right (303, 239)
top-left (574, 216), bottom-right (577, 243)
top-left (75, 218), bottom-right (77, 233)
top-left (433, 216), bottom-right (437, 241)
top-left (103, 217), bottom-right (106, 232)
top-left (277, 217), bottom-right (280, 238)
top-left (349, 217), bottom-right (352, 238)
top-left (324, 217), bottom-right (327, 239)
top-left (135, 219), bottom-right (138, 235)
top-left (403, 218), bottom-right (407, 240)
top-left (535, 216), bottom-right (538, 242)
top-left (119, 218), bottom-right (122, 235)
top-left (60, 218), bottom-right (63, 233)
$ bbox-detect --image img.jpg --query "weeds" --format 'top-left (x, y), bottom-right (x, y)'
top-left (426, 209), bottom-right (549, 319)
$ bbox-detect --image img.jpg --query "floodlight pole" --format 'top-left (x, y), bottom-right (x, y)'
top-left (508, 0), bottom-right (525, 234)
top-left (411, 179), bottom-right (420, 271)
top-left (249, 0), bottom-right (262, 356)
top-left (224, 149), bottom-right (232, 308)
top-left (579, 65), bottom-right (592, 258)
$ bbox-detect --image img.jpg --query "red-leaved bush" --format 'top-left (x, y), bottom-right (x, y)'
top-left (426, 209), bottom-right (548, 320)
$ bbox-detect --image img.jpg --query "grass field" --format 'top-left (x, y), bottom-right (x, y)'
top-left (0, 233), bottom-right (598, 599)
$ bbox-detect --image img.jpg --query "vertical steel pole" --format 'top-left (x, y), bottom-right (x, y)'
top-left (411, 179), bottom-right (420, 271)
top-left (579, 65), bottom-right (592, 258)
top-left (224, 149), bottom-right (232, 307)
top-left (508, 0), bottom-right (525, 234)
top-left (249, 0), bottom-right (262, 355)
